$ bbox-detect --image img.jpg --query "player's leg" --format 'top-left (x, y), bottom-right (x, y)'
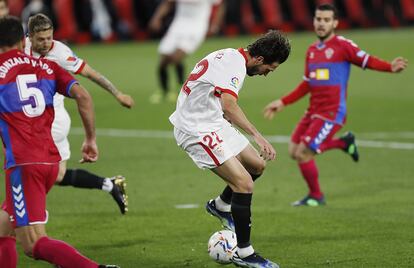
top-left (319, 131), bottom-right (359, 162)
top-left (213, 158), bottom-right (279, 267)
top-left (57, 162), bottom-right (128, 214)
top-left (218, 144), bottom-right (266, 211)
top-left (289, 116), bottom-right (324, 206)
top-left (290, 142), bottom-right (325, 206)
top-left (171, 48), bottom-right (187, 83)
top-left (152, 30), bottom-right (177, 103)
top-left (0, 209), bottom-right (17, 268)
top-left (52, 110), bottom-right (128, 214)
top-left (3, 165), bottom-right (102, 267)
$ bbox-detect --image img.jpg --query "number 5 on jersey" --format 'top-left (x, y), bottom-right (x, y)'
top-left (16, 74), bottom-right (46, 117)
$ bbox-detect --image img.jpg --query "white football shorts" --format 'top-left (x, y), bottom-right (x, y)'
top-left (52, 106), bottom-right (71, 161)
top-left (158, 26), bottom-right (205, 55)
top-left (174, 121), bottom-right (249, 169)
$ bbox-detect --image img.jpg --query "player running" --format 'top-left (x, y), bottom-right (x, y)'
top-left (263, 4), bottom-right (408, 206)
top-left (26, 14), bottom-right (134, 214)
top-left (0, 15), bottom-right (119, 268)
top-left (170, 30), bottom-right (291, 267)
top-left (149, 0), bottom-right (225, 103)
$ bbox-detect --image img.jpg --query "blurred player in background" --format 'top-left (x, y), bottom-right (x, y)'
top-left (26, 14), bottom-right (134, 214)
top-left (170, 30), bottom-right (290, 267)
top-left (149, 0), bottom-right (225, 103)
top-left (0, 15), bottom-right (118, 268)
top-left (263, 4), bottom-right (408, 207)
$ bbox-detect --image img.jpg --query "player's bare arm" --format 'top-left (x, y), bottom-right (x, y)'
top-left (70, 83), bottom-right (98, 163)
top-left (80, 64), bottom-right (135, 108)
top-left (221, 93), bottom-right (276, 161)
top-left (148, 0), bottom-right (174, 33)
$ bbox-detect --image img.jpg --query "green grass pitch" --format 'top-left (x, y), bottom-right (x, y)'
top-left (1, 27), bottom-right (414, 267)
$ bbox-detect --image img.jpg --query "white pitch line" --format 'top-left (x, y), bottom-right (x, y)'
top-left (174, 204), bottom-right (200, 209)
top-left (70, 128), bottom-right (414, 151)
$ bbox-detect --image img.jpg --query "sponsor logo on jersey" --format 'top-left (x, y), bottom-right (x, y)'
top-left (313, 69), bottom-right (330, 80)
top-left (230, 77), bottom-right (239, 89)
top-left (314, 122), bottom-right (334, 145)
top-left (66, 56), bottom-right (77, 62)
top-left (325, 48), bottom-right (334, 59)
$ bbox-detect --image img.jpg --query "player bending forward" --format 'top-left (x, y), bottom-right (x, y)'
top-left (170, 30), bottom-right (291, 267)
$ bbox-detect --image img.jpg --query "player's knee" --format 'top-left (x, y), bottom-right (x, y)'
top-left (252, 159), bottom-right (266, 175)
top-left (234, 176), bottom-right (254, 193)
top-left (55, 167), bottom-right (66, 184)
top-left (22, 242), bottom-right (35, 257)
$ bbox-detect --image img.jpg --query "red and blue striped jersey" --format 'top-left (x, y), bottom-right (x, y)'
top-left (0, 49), bottom-right (77, 169)
top-left (303, 35), bottom-right (369, 124)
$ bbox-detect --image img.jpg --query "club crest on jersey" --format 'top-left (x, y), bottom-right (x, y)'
top-left (325, 48), bottom-right (334, 59)
top-left (230, 77), bottom-right (239, 89)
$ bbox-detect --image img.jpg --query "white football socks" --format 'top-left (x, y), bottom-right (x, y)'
top-left (102, 178), bottom-right (114, 192)
top-left (215, 196), bottom-right (231, 212)
top-left (237, 245), bottom-right (254, 258)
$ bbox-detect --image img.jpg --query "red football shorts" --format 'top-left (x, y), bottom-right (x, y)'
top-left (1, 164), bottom-right (58, 228)
top-left (291, 114), bottom-right (342, 153)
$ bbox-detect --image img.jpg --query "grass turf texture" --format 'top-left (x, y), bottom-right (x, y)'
top-left (1, 28), bottom-right (414, 267)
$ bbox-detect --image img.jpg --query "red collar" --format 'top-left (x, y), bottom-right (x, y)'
top-left (238, 48), bottom-right (248, 65)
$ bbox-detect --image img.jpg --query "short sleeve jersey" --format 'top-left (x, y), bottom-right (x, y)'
top-left (304, 35), bottom-right (370, 124)
top-left (169, 48), bottom-right (247, 135)
top-left (0, 49), bottom-right (77, 169)
top-left (24, 38), bottom-right (85, 108)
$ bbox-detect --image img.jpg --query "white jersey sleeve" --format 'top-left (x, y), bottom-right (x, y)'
top-left (24, 38), bottom-right (85, 74)
top-left (209, 48), bottom-right (246, 99)
top-left (47, 41), bottom-right (86, 74)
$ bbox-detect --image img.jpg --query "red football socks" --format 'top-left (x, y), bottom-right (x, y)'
top-left (0, 236), bottom-right (17, 268)
top-left (33, 236), bottom-right (98, 268)
top-left (299, 160), bottom-right (323, 199)
top-left (319, 138), bottom-right (346, 152)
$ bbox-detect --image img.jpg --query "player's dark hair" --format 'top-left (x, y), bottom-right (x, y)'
top-left (316, 4), bottom-right (338, 19)
top-left (28, 13), bottom-right (53, 34)
top-left (0, 16), bottom-right (23, 47)
top-left (247, 30), bottom-right (291, 64)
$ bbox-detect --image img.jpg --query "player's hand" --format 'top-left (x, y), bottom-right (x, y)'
top-left (263, 99), bottom-right (285, 120)
top-left (80, 139), bottom-right (98, 163)
top-left (253, 134), bottom-right (276, 161)
top-left (117, 93), bottom-right (135, 109)
top-left (391, 57), bottom-right (408, 73)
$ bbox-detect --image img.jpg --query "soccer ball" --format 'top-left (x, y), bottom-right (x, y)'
top-left (207, 230), bottom-right (237, 264)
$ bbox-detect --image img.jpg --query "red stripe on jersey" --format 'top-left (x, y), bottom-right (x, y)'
top-left (214, 86), bottom-right (238, 99)
top-left (198, 142), bottom-right (220, 166)
top-left (75, 61), bottom-right (86, 74)
top-left (238, 48), bottom-right (248, 65)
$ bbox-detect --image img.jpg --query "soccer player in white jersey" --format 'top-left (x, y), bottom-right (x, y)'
top-left (170, 30), bottom-right (291, 268)
top-left (25, 14), bottom-right (134, 214)
top-left (148, 0), bottom-right (225, 103)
